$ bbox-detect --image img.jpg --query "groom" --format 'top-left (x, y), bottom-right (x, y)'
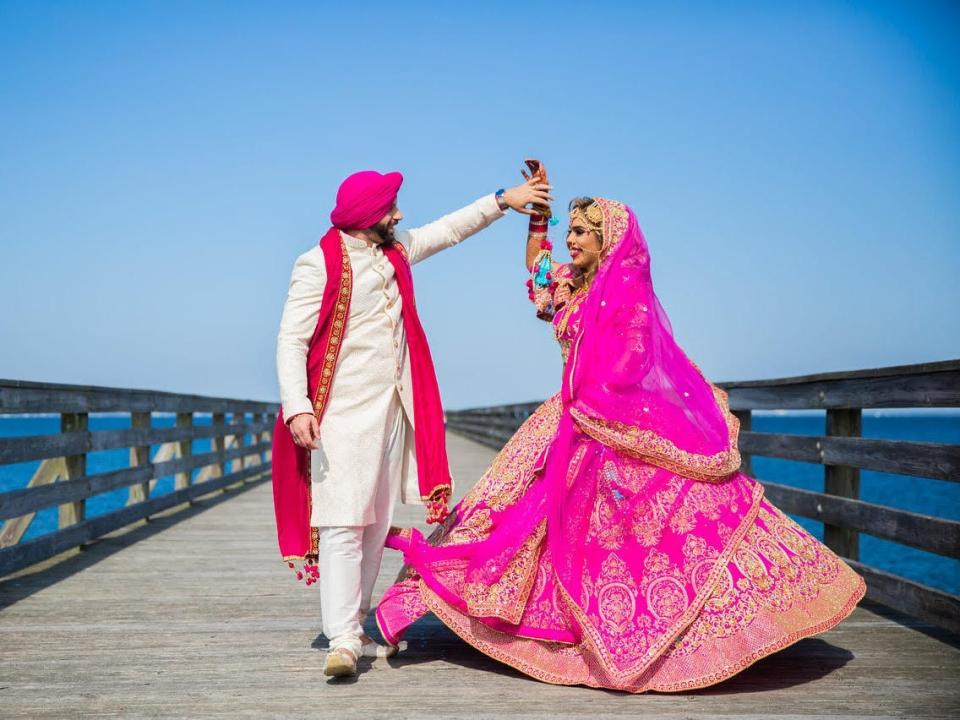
top-left (273, 168), bottom-right (551, 677)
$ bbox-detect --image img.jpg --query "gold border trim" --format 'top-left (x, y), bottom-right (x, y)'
top-left (311, 236), bottom-right (352, 418)
top-left (305, 235), bottom-right (353, 559)
top-left (570, 385), bottom-right (741, 483)
top-left (551, 479), bottom-right (765, 685)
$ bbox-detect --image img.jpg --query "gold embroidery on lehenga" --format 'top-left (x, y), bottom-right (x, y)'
top-left (734, 545), bottom-right (774, 592)
top-left (646, 576), bottom-right (689, 623)
top-left (587, 482), bottom-right (625, 550)
top-left (570, 384), bottom-right (742, 483)
top-left (682, 534), bottom-right (709, 560)
top-left (421, 557), bottom-right (864, 695)
top-left (579, 552), bottom-right (656, 666)
top-left (645, 548), bottom-right (671, 574)
top-left (444, 508), bottom-right (493, 546)
top-left (462, 520), bottom-right (547, 624)
top-left (664, 498), bottom-right (853, 667)
top-left (631, 499), bottom-right (663, 547)
top-left (414, 435), bottom-right (864, 694)
top-left (521, 546), bottom-right (570, 632)
top-left (380, 195), bottom-right (868, 693)
top-left (404, 196), bottom-right (864, 689)
top-left (554, 478), bottom-right (766, 682)
top-left (459, 394), bottom-right (562, 513)
top-left (627, 470), bottom-right (679, 547)
top-left (596, 554), bottom-right (640, 636)
top-left (668, 503), bottom-right (698, 534)
top-left (617, 461), bottom-right (658, 494)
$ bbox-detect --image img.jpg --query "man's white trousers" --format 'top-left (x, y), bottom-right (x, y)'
top-left (317, 391), bottom-right (406, 656)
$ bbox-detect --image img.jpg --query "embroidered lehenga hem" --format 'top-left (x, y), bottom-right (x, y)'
top-left (420, 564), bottom-right (865, 693)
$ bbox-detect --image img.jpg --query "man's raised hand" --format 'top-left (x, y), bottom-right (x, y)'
top-left (501, 177), bottom-right (554, 216)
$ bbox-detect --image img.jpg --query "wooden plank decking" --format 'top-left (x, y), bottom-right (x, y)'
top-left (1, 433), bottom-right (958, 719)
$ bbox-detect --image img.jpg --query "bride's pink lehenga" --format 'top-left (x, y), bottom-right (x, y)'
top-left (376, 198), bottom-right (866, 693)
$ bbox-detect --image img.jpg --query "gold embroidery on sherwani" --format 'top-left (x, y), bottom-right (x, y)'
top-left (312, 238), bottom-right (352, 416)
top-left (296, 235), bottom-right (353, 560)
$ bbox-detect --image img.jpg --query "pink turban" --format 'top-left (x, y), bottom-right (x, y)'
top-left (330, 170), bottom-right (404, 229)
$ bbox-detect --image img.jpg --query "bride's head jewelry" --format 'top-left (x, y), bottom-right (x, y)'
top-left (568, 198), bottom-right (604, 250)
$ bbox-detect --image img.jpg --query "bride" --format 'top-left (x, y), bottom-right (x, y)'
top-left (375, 161), bottom-right (866, 693)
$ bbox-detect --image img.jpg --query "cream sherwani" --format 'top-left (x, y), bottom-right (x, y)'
top-left (276, 193), bottom-right (506, 654)
top-left (276, 193), bottom-right (506, 526)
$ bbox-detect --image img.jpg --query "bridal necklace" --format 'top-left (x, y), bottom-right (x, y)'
top-left (556, 284), bottom-right (589, 339)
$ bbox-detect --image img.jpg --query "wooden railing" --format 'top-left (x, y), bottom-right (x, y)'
top-left (0, 379), bottom-right (278, 578)
top-left (445, 359), bottom-right (960, 634)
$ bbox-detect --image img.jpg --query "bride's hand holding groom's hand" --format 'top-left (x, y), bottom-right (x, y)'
top-left (501, 177), bottom-right (554, 216)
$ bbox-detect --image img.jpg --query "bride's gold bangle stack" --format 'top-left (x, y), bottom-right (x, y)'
top-left (528, 214), bottom-right (549, 239)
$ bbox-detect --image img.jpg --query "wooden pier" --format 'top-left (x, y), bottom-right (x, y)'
top-left (1, 370), bottom-right (959, 718)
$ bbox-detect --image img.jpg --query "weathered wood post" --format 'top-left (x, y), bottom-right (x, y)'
top-left (176, 412), bottom-right (192, 491)
top-left (212, 412), bottom-right (226, 481)
top-left (265, 412), bottom-right (274, 464)
top-left (251, 412), bottom-right (265, 466)
top-left (58, 412), bottom-right (87, 528)
top-left (732, 409), bottom-right (753, 477)
top-left (232, 411), bottom-right (247, 474)
top-left (824, 408), bottom-right (862, 560)
top-left (129, 412), bottom-right (151, 505)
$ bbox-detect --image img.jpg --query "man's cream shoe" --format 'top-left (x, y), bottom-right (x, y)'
top-left (323, 646), bottom-right (359, 678)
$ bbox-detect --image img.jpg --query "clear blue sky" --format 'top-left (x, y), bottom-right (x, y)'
top-left (1, 1), bottom-right (957, 408)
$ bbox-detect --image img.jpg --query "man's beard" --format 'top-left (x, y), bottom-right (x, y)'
top-left (372, 219), bottom-right (396, 244)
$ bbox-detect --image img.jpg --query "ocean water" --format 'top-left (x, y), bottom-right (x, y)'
top-left (750, 412), bottom-right (959, 595)
top-left (1, 413), bottom-right (957, 595)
